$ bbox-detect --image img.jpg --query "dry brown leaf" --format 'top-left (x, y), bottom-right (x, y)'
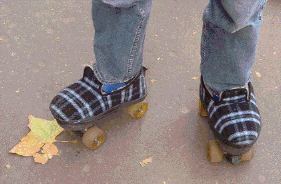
top-left (140, 157), bottom-right (152, 167)
top-left (42, 143), bottom-right (59, 159)
top-left (9, 131), bottom-right (44, 156)
top-left (151, 79), bottom-right (157, 83)
top-left (191, 76), bottom-right (199, 80)
top-left (255, 71), bottom-right (261, 78)
top-left (33, 153), bottom-right (48, 164)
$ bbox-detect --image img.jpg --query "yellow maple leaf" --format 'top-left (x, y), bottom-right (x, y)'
top-left (28, 115), bottom-right (64, 143)
top-left (9, 115), bottom-right (64, 164)
top-left (42, 143), bottom-right (59, 159)
top-left (9, 131), bottom-right (44, 156)
top-left (33, 153), bottom-right (49, 164)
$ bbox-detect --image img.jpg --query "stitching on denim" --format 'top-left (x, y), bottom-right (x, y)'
top-left (126, 5), bottom-right (145, 80)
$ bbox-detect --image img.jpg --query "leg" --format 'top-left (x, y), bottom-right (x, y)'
top-left (92, 0), bottom-right (152, 84)
top-left (199, 0), bottom-right (266, 160)
top-left (50, 0), bottom-right (151, 133)
top-left (201, 0), bottom-right (267, 91)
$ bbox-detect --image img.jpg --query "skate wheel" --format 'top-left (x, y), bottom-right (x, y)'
top-left (241, 148), bottom-right (253, 161)
top-left (199, 100), bottom-right (208, 117)
top-left (127, 102), bottom-right (148, 119)
top-left (207, 140), bottom-right (224, 163)
top-left (82, 126), bottom-right (106, 150)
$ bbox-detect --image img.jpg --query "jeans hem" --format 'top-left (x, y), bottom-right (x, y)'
top-left (92, 63), bottom-right (135, 84)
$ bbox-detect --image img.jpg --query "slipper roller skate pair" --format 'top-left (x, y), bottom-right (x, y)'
top-left (49, 66), bottom-right (261, 165)
top-left (199, 76), bottom-right (261, 164)
top-left (49, 66), bottom-right (148, 150)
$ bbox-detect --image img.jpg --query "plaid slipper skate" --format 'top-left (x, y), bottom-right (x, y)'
top-left (199, 76), bottom-right (261, 161)
top-left (49, 66), bottom-right (148, 131)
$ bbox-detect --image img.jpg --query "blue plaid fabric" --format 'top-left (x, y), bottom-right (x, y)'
top-left (50, 66), bottom-right (147, 125)
top-left (200, 76), bottom-right (261, 149)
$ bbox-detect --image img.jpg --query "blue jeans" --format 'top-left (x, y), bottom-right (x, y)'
top-left (92, 0), bottom-right (267, 91)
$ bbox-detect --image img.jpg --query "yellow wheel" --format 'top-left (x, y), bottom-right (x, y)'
top-left (207, 140), bottom-right (224, 163)
top-left (82, 126), bottom-right (106, 150)
top-left (241, 148), bottom-right (253, 161)
top-left (199, 100), bottom-right (208, 117)
top-left (127, 102), bottom-right (148, 119)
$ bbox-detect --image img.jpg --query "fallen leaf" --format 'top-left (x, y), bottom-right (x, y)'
top-left (42, 143), bottom-right (59, 159)
top-left (6, 165), bottom-right (10, 169)
top-left (9, 131), bottom-right (44, 156)
top-left (9, 116), bottom-right (65, 164)
top-left (140, 157), bottom-right (152, 167)
top-left (28, 115), bottom-right (64, 143)
top-left (151, 79), bottom-right (157, 83)
top-left (33, 153), bottom-right (48, 164)
top-left (192, 76), bottom-right (199, 80)
top-left (255, 71), bottom-right (261, 78)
